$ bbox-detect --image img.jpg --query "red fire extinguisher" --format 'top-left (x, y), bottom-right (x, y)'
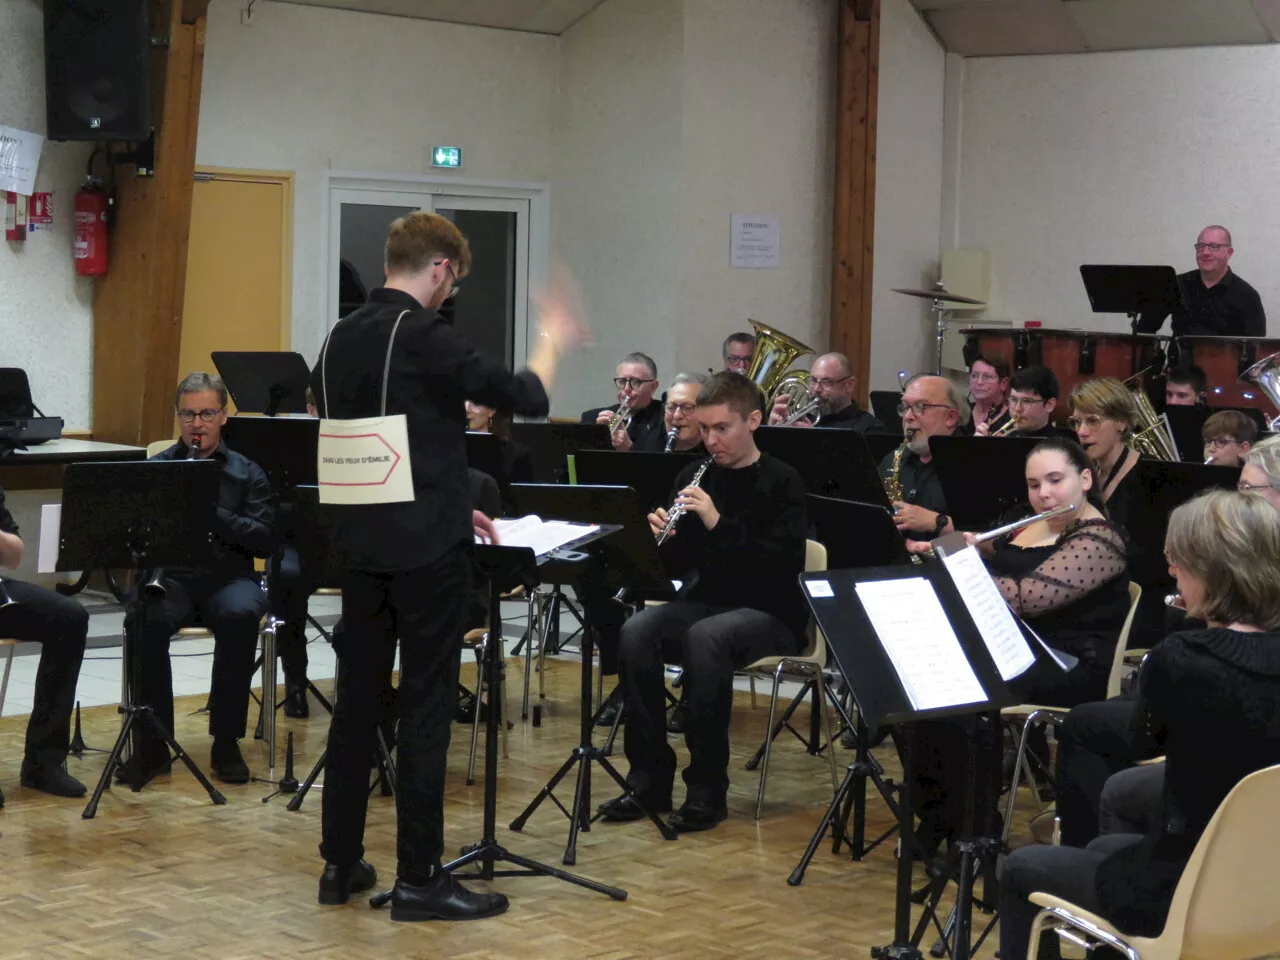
top-left (73, 179), bottom-right (109, 276)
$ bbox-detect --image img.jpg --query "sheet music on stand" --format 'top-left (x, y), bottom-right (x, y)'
top-left (483, 515), bottom-right (601, 559)
top-left (939, 547), bottom-right (1037, 682)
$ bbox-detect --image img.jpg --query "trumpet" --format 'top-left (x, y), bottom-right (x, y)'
top-left (779, 394), bottom-right (823, 426)
top-left (663, 426), bottom-right (680, 452)
top-left (990, 416), bottom-right (1024, 437)
top-left (606, 399), bottom-right (633, 434)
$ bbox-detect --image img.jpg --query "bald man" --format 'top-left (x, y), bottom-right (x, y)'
top-left (767, 353), bottom-right (884, 432)
top-left (1137, 225), bottom-right (1266, 337)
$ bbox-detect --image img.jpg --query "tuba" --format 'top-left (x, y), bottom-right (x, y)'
top-left (1123, 370), bottom-right (1179, 461)
top-left (744, 319), bottom-right (818, 418)
top-left (1241, 351), bottom-right (1280, 431)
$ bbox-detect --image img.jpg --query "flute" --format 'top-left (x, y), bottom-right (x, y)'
top-left (971, 503), bottom-right (1078, 544)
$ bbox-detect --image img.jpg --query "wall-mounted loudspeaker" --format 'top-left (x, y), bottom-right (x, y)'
top-left (44, 0), bottom-right (151, 142)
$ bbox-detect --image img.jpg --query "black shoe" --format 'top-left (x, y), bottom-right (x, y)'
top-left (388, 871), bottom-right (509, 922)
top-left (597, 792), bottom-right (672, 823)
top-left (211, 738), bottom-right (250, 784)
top-left (668, 796), bottom-right (727, 833)
top-left (20, 762), bottom-right (86, 798)
top-left (594, 698), bottom-right (620, 728)
top-left (666, 704), bottom-right (686, 734)
top-left (317, 859), bottom-right (378, 905)
top-left (283, 680), bottom-right (309, 719)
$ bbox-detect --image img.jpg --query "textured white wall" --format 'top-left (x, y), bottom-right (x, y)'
top-left (958, 45), bottom-right (1280, 333)
top-left (869, 0), bottom-right (947, 391)
top-left (197, 0), bottom-right (560, 367)
top-left (0, 0), bottom-right (94, 430)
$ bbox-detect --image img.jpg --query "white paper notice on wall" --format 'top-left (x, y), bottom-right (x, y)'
top-left (730, 214), bottom-right (780, 269)
top-left (0, 125), bottom-right (44, 197)
top-left (37, 504), bottom-right (61, 574)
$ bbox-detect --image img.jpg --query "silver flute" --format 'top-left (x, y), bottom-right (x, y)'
top-left (971, 503), bottom-right (1078, 544)
top-left (655, 458), bottom-right (713, 546)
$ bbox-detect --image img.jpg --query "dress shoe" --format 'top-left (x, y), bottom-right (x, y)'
top-left (282, 679), bottom-right (309, 719)
top-left (317, 859), bottom-right (377, 905)
top-left (211, 738), bottom-right (250, 784)
top-left (668, 796), bottom-right (727, 833)
top-left (21, 762), bottom-right (86, 798)
top-left (666, 704), bottom-right (686, 734)
top-left (597, 792), bottom-right (672, 823)
top-left (593, 698), bottom-right (620, 728)
top-left (388, 871), bottom-right (509, 922)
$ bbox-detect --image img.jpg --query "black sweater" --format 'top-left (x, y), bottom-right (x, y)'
top-left (661, 452), bottom-right (809, 640)
top-left (1095, 627), bottom-right (1280, 935)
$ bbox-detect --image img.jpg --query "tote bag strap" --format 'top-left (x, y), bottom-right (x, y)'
top-left (320, 309), bottom-right (410, 419)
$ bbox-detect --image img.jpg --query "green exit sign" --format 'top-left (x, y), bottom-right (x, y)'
top-left (432, 146), bottom-right (463, 169)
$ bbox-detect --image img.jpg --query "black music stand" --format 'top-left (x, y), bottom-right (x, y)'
top-left (864, 431), bottom-right (907, 467)
top-left (506, 484), bottom-right (678, 865)
top-left (929, 435), bottom-right (1040, 531)
top-left (755, 427), bottom-right (891, 505)
top-left (212, 351), bottom-right (312, 416)
top-left (1130, 460), bottom-right (1240, 572)
top-left (803, 565), bottom-right (1015, 960)
top-left (509, 422), bottom-right (611, 484)
top-left (58, 460), bottom-right (228, 819)
top-left (1079, 264), bottom-right (1184, 335)
top-left (573, 450), bottom-right (700, 514)
top-left (870, 393), bottom-right (904, 434)
top-left (370, 542), bottom-right (627, 906)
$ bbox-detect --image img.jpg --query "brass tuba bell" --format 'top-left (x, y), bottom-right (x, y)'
top-left (1123, 369), bottom-right (1179, 461)
top-left (1241, 351), bottom-right (1280, 432)
top-left (744, 319), bottom-right (818, 418)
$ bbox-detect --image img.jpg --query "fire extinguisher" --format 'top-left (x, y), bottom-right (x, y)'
top-left (73, 178), bottom-right (109, 276)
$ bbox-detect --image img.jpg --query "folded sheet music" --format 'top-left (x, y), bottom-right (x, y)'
top-left (940, 547), bottom-right (1037, 682)
top-left (854, 577), bottom-right (987, 712)
top-left (482, 515), bottom-right (599, 558)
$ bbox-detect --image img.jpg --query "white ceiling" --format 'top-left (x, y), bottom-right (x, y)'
top-left (268, 0), bottom-right (607, 34)
top-left (911, 0), bottom-right (1280, 57)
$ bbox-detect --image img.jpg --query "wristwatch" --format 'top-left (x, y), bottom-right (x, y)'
top-left (931, 513), bottom-right (950, 538)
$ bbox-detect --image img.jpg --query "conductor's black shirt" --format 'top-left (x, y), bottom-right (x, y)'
top-left (1136, 268), bottom-right (1266, 337)
top-left (310, 287), bottom-right (549, 571)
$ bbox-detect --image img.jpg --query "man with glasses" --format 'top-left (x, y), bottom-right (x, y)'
top-left (766, 352), bottom-right (884, 432)
top-left (721, 332), bottom-right (756, 374)
top-left (662, 372), bottom-right (709, 453)
top-left (126, 372), bottom-right (277, 785)
top-left (883, 374), bottom-right (970, 546)
top-left (1137, 225), bottom-right (1266, 336)
top-left (978, 366), bottom-right (1075, 440)
top-left (580, 352), bottom-right (666, 451)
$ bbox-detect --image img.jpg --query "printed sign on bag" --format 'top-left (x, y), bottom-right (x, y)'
top-left (317, 415), bottom-right (415, 504)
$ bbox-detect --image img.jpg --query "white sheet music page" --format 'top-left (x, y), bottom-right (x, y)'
top-left (486, 515), bottom-right (599, 558)
top-left (941, 546), bottom-right (1036, 681)
top-left (854, 577), bottom-right (987, 712)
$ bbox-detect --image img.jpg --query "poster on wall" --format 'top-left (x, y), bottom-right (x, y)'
top-left (0, 125), bottom-right (44, 197)
top-left (730, 214), bottom-right (780, 269)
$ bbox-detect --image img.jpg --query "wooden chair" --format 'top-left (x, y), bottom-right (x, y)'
top-left (1026, 763), bottom-right (1280, 960)
top-left (1001, 582), bottom-right (1142, 845)
top-left (741, 539), bottom-right (839, 819)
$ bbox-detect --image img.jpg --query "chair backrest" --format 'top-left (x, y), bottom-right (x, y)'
top-left (1163, 763), bottom-right (1280, 960)
top-left (1105, 582), bottom-right (1142, 699)
top-left (146, 439), bottom-right (173, 458)
top-left (801, 539), bottom-right (827, 661)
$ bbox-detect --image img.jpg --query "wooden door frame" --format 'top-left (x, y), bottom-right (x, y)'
top-left (191, 167), bottom-right (295, 351)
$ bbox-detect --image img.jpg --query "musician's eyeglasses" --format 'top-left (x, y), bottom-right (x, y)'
top-left (665, 402), bottom-right (697, 415)
top-left (433, 260), bottom-right (460, 300)
top-left (614, 377), bottom-right (657, 390)
top-left (969, 372), bottom-right (1001, 383)
top-left (1194, 243), bottom-right (1229, 253)
top-left (1206, 437), bottom-right (1241, 449)
top-left (897, 401), bottom-right (953, 417)
top-left (725, 356), bottom-right (751, 370)
top-left (1066, 414), bottom-right (1108, 431)
top-left (178, 408), bottom-right (224, 423)
top-left (811, 376), bottom-right (852, 389)
top-left (1009, 395), bottom-right (1046, 409)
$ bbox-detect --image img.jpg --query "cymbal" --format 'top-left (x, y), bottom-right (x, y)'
top-left (891, 286), bottom-right (986, 306)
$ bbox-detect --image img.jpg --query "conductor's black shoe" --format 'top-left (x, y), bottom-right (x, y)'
top-left (211, 738), bottom-right (250, 784)
top-left (20, 762), bottom-right (86, 798)
top-left (388, 872), bottom-right (509, 922)
top-left (282, 680), bottom-right (309, 719)
top-left (597, 792), bottom-right (672, 822)
top-left (318, 859), bottom-right (378, 905)
top-left (668, 797), bottom-right (727, 833)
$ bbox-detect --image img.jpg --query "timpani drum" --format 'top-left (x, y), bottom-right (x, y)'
top-left (1170, 335), bottom-right (1280, 410)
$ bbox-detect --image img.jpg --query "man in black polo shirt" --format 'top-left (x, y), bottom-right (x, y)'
top-left (766, 352), bottom-right (884, 432)
top-left (1137, 225), bottom-right (1266, 336)
top-left (128, 372), bottom-right (277, 784)
top-left (580, 352), bottom-right (665, 451)
top-left (310, 211), bottom-right (586, 921)
top-left (0, 488), bottom-right (89, 800)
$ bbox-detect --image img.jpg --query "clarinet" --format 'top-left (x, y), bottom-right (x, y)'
top-left (613, 457), bottom-right (713, 603)
top-left (144, 438), bottom-right (201, 598)
top-left (663, 426), bottom-right (680, 452)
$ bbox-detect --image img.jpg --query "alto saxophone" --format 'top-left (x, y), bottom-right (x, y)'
top-left (883, 441), bottom-right (908, 504)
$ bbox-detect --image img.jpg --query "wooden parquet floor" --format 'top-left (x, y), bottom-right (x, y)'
top-left (0, 659), bottom-right (1004, 960)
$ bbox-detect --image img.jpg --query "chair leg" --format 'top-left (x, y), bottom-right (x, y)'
top-left (521, 592), bottom-right (538, 720)
top-left (754, 662), bottom-right (787, 820)
top-left (1002, 715), bottom-right (1039, 847)
top-left (816, 672), bottom-right (838, 794)
top-left (499, 652), bottom-right (510, 761)
top-left (749, 674), bottom-right (757, 710)
top-left (466, 640), bottom-right (484, 785)
top-left (537, 595), bottom-right (549, 702)
top-left (0, 643), bottom-right (13, 717)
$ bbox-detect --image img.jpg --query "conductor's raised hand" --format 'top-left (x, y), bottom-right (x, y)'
top-left (533, 261), bottom-right (593, 353)
top-left (473, 510), bottom-right (499, 545)
top-left (648, 507), bottom-right (669, 539)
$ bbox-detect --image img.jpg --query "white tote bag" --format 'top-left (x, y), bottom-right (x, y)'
top-left (317, 310), bottom-right (416, 505)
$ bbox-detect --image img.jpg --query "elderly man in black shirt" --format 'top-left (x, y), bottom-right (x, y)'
top-left (127, 372), bottom-right (277, 785)
top-left (310, 210), bottom-right (586, 922)
top-left (767, 352), bottom-right (884, 432)
top-left (0, 488), bottom-right (89, 800)
top-left (580, 352), bottom-right (666, 451)
top-left (1137, 225), bottom-right (1266, 337)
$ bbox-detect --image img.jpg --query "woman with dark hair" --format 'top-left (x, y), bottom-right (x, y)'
top-left (465, 400), bottom-right (533, 513)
